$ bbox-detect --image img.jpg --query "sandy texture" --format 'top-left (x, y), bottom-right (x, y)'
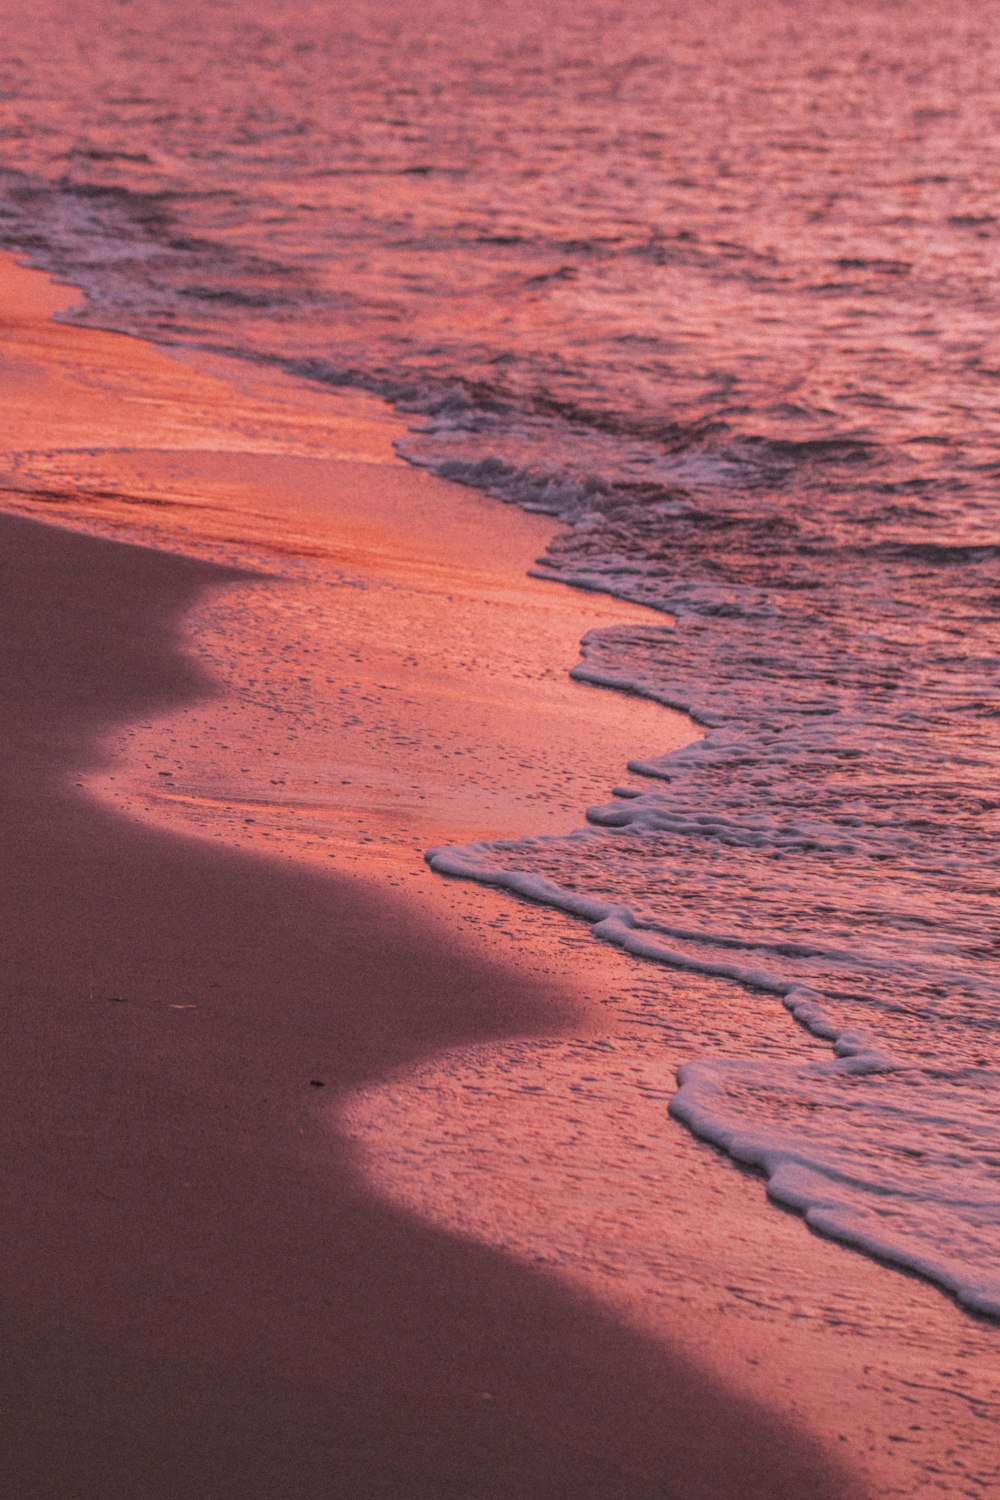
top-left (1, 253), bottom-right (996, 1499)
top-left (0, 497), bottom-right (851, 1500)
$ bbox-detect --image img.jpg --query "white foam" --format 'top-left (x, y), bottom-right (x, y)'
top-left (427, 833), bottom-right (1000, 1320)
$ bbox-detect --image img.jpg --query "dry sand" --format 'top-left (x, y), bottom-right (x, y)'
top-left (1, 254), bottom-right (996, 1499)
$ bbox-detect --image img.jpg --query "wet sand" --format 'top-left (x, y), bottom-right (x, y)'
top-left (1, 254), bottom-right (995, 1499)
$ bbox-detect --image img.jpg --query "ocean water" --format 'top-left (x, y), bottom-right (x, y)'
top-left (1, 0), bottom-right (997, 1315)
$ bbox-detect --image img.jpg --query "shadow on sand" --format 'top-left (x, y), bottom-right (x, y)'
top-left (0, 514), bottom-right (863, 1499)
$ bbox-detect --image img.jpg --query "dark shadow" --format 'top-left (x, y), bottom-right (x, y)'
top-left (0, 515), bottom-right (865, 1499)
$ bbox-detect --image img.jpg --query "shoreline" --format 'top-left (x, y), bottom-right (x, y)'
top-left (2, 252), bottom-right (996, 1497)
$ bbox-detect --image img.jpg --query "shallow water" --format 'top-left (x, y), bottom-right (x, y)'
top-left (1, 0), bottom-right (997, 1315)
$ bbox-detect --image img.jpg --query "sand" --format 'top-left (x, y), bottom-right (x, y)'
top-left (1, 253), bottom-right (996, 1499)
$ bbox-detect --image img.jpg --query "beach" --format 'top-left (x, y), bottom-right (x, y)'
top-left (1, 252), bottom-right (996, 1499)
